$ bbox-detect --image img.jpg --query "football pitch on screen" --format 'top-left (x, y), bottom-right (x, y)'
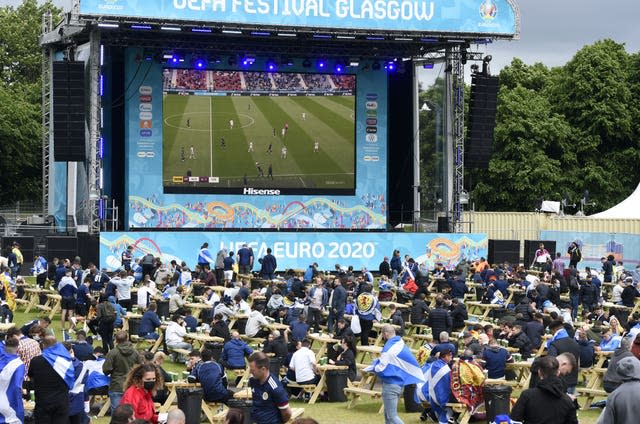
top-left (162, 94), bottom-right (356, 190)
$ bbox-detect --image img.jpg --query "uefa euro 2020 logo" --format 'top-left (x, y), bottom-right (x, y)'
top-left (479, 0), bottom-right (498, 20)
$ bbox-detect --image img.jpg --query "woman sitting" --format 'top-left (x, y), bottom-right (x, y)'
top-left (329, 336), bottom-right (358, 382)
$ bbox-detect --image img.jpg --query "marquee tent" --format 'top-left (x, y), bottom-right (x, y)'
top-left (590, 182), bottom-right (640, 219)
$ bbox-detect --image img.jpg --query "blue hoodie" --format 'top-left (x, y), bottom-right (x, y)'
top-left (221, 338), bottom-right (253, 369)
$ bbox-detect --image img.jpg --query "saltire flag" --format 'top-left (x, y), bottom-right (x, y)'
top-left (416, 358), bottom-right (451, 407)
top-left (42, 342), bottom-right (75, 389)
top-left (83, 358), bottom-right (110, 392)
top-left (546, 327), bottom-right (569, 348)
top-left (0, 346), bottom-right (25, 424)
top-left (365, 336), bottom-right (425, 385)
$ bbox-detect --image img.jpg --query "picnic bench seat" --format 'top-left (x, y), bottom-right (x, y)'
top-left (343, 387), bottom-right (384, 413)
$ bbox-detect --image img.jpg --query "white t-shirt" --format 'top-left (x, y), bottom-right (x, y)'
top-left (245, 310), bottom-right (269, 337)
top-left (137, 286), bottom-right (150, 308)
top-left (165, 321), bottom-right (187, 345)
top-left (289, 347), bottom-right (316, 383)
top-left (113, 277), bottom-right (133, 300)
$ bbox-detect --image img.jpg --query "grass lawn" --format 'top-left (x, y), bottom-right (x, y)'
top-left (162, 94), bottom-right (356, 191)
top-left (14, 306), bottom-right (605, 423)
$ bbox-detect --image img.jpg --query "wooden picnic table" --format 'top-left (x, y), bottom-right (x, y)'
top-left (184, 332), bottom-right (225, 349)
top-left (466, 301), bottom-right (505, 321)
top-left (184, 302), bottom-right (213, 319)
top-left (506, 361), bottom-right (533, 388)
top-left (307, 364), bottom-right (349, 404)
top-left (227, 313), bottom-right (249, 330)
top-left (45, 293), bottom-right (62, 320)
top-left (308, 333), bottom-right (341, 361)
top-left (24, 287), bottom-right (49, 313)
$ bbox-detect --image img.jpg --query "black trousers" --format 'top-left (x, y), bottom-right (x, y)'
top-left (360, 319), bottom-right (374, 346)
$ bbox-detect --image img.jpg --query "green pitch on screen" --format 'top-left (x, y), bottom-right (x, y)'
top-left (162, 94), bottom-right (356, 190)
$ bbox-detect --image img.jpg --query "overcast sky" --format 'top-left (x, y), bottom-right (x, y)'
top-left (2, 0), bottom-right (638, 75)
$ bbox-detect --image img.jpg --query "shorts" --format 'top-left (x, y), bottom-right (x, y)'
top-left (75, 303), bottom-right (88, 316)
top-left (224, 270), bottom-right (234, 281)
top-left (61, 297), bottom-right (76, 310)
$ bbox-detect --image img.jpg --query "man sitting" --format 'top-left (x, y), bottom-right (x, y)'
top-left (245, 305), bottom-right (270, 338)
top-left (139, 302), bottom-right (162, 340)
top-left (191, 348), bottom-right (234, 403)
top-left (222, 331), bottom-right (253, 376)
top-left (288, 339), bottom-right (318, 399)
top-left (71, 330), bottom-right (94, 361)
top-left (165, 314), bottom-right (193, 361)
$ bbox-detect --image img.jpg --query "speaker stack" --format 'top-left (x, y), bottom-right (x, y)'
top-left (53, 61), bottom-right (86, 162)
top-left (488, 240), bottom-right (520, 265)
top-left (466, 75), bottom-right (499, 168)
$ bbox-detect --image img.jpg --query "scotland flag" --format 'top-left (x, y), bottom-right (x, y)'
top-left (42, 343), bottom-right (75, 389)
top-left (416, 359), bottom-right (451, 406)
top-left (83, 358), bottom-right (110, 392)
top-left (0, 347), bottom-right (25, 424)
top-left (365, 336), bottom-right (425, 385)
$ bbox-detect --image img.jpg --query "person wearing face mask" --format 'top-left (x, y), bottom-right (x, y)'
top-left (120, 363), bottom-right (163, 423)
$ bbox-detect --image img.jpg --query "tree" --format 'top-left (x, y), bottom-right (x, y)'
top-left (0, 0), bottom-right (61, 203)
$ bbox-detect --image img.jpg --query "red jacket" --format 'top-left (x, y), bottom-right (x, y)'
top-left (120, 385), bottom-right (158, 424)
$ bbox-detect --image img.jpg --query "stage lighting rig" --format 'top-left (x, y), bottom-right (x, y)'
top-left (266, 59), bottom-right (277, 71)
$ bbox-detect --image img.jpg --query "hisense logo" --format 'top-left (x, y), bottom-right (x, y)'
top-left (243, 188), bottom-right (281, 195)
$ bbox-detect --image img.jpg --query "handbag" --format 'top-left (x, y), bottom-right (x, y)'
top-left (350, 314), bottom-right (361, 334)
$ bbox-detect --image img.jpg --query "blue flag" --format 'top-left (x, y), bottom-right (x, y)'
top-left (42, 343), bottom-right (75, 389)
top-left (365, 336), bottom-right (425, 386)
top-left (83, 358), bottom-right (110, 392)
top-left (416, 358), bottom-right (451, 406)
top-left (0, 347), bottom-right (25, 424)
top-left (546, 328), bottom-right (569, 348)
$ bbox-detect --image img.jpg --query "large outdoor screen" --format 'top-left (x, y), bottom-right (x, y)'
top-left (162, 69), bottom-right (356, 195)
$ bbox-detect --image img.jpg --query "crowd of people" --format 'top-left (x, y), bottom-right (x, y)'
top-left (1, 241), bottom-right (640, 423)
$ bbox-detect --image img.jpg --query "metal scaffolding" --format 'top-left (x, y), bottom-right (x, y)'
top-left (41, 12), bottom-right (53, 217)
top-left (446, 45), bottom-right (466, 233)
top-left (87, 30), bottom-right (102, 234)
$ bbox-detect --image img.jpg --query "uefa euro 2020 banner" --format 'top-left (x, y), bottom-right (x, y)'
top-left (100, 231), bottom-right (488, 271)
top-left (80, 0), bottom-right (518, 36)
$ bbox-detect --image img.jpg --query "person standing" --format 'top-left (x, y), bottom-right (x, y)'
top-left (32, 254), bottom-right (48, 287)
top-left (96, 294), bottom-right (117, 351)
top-left (11, 242), bottom-right (22, 277)
top-left (365, 324), bottom-right (424, 424)
top-left (306, 277), bottom-right (328, 333)
top-left (531, 243), bottom-right (551, 269)
top-left (327, 277), bottom-right (346, 335)
top-left (215, 249), bottom-right (227, 286)
top-left (511, 355), bottom-right (578, 424)
top-left (547, 320), bottom-right (581, 394)
top-left (121, 246), bottom-right (133, 271)
top-left (197, 243), bottom-right (215, 271)
top-left (259, 248), bottom-right (277, 280)
top-left (567, 242), bottom-right (582, 269)
top-left (237, 244), bottom-right (254, 276)
top-left (248, 352), bottom-right (292, 424)
top-left (0, 337), bottom-right (25, 424)
top-left (597, 356), bottom-right (640, 424)
top-left (27, 337), bottom-right (74, 424)
top-left (355, 286), bottom-right (381, 346)
top-left (103, 331), bottom-right (141, 413)
top-left (58, 268), bottom-right (78, 336)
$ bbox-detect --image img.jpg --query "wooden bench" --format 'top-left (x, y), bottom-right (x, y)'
top-left (343, 387), bottom-right (384, 413)
top-left (167, 347), bottom-right (192, 362)
top-left (446, 403), bottom-right (472, 424)
top-left (200, 401), bottom-right (227, 423)
top-left (576, 387), bottom-right (607, 410)
top-left (286, 382), bottom-right (317, 400)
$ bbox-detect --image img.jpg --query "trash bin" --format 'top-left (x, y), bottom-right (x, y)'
top-left (403, 384), bottom-right (424, 412)
top-left (269, 357), bottom-right (282, 378)
top-left (484, 385), bottom-right (512, 423)
top-left (128, 317), bottom-right (141, 336)
top-left (227, 398), bottom-right (252, 424)
top-left (325, 369), bottom-right (348, 402)
top-left (157, 300), bottom-right (170, 319)
top-left (177, 387), bottom-right (203, 424)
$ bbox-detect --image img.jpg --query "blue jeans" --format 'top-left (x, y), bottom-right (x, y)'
top-left (570, 293), bottom-right (580, 319)
top-left (109, 391), bottom-right (123, 414)
top-left (382, 383), bottom-right (404, 424)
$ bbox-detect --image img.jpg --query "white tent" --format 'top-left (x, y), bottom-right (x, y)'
top-left (590, 182), bottom-right (640, 219)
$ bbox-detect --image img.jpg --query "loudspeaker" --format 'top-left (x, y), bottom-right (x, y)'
top-left (466, 75), bottom-right (499, 168)
top-left (53, 61), bottom-right (86, 162)
top-left (524, 240), bottom-right (556, 267)
top-left (488, 240), bottom-right (520, 265)
top-left (77, 234), bottom-right (100, 267)
top-left (437, 216), bottom-right (450, 233)
top-left (45, 236), bottom-right (78, 262)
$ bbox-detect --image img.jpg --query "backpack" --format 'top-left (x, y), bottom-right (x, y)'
top-left (101, 302), bottom-right (116, 324)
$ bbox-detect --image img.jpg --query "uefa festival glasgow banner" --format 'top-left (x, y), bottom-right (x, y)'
top-left (100, 231), bottom-right (488, 271)
top-left (80, 0), bottom-right (518, 36)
